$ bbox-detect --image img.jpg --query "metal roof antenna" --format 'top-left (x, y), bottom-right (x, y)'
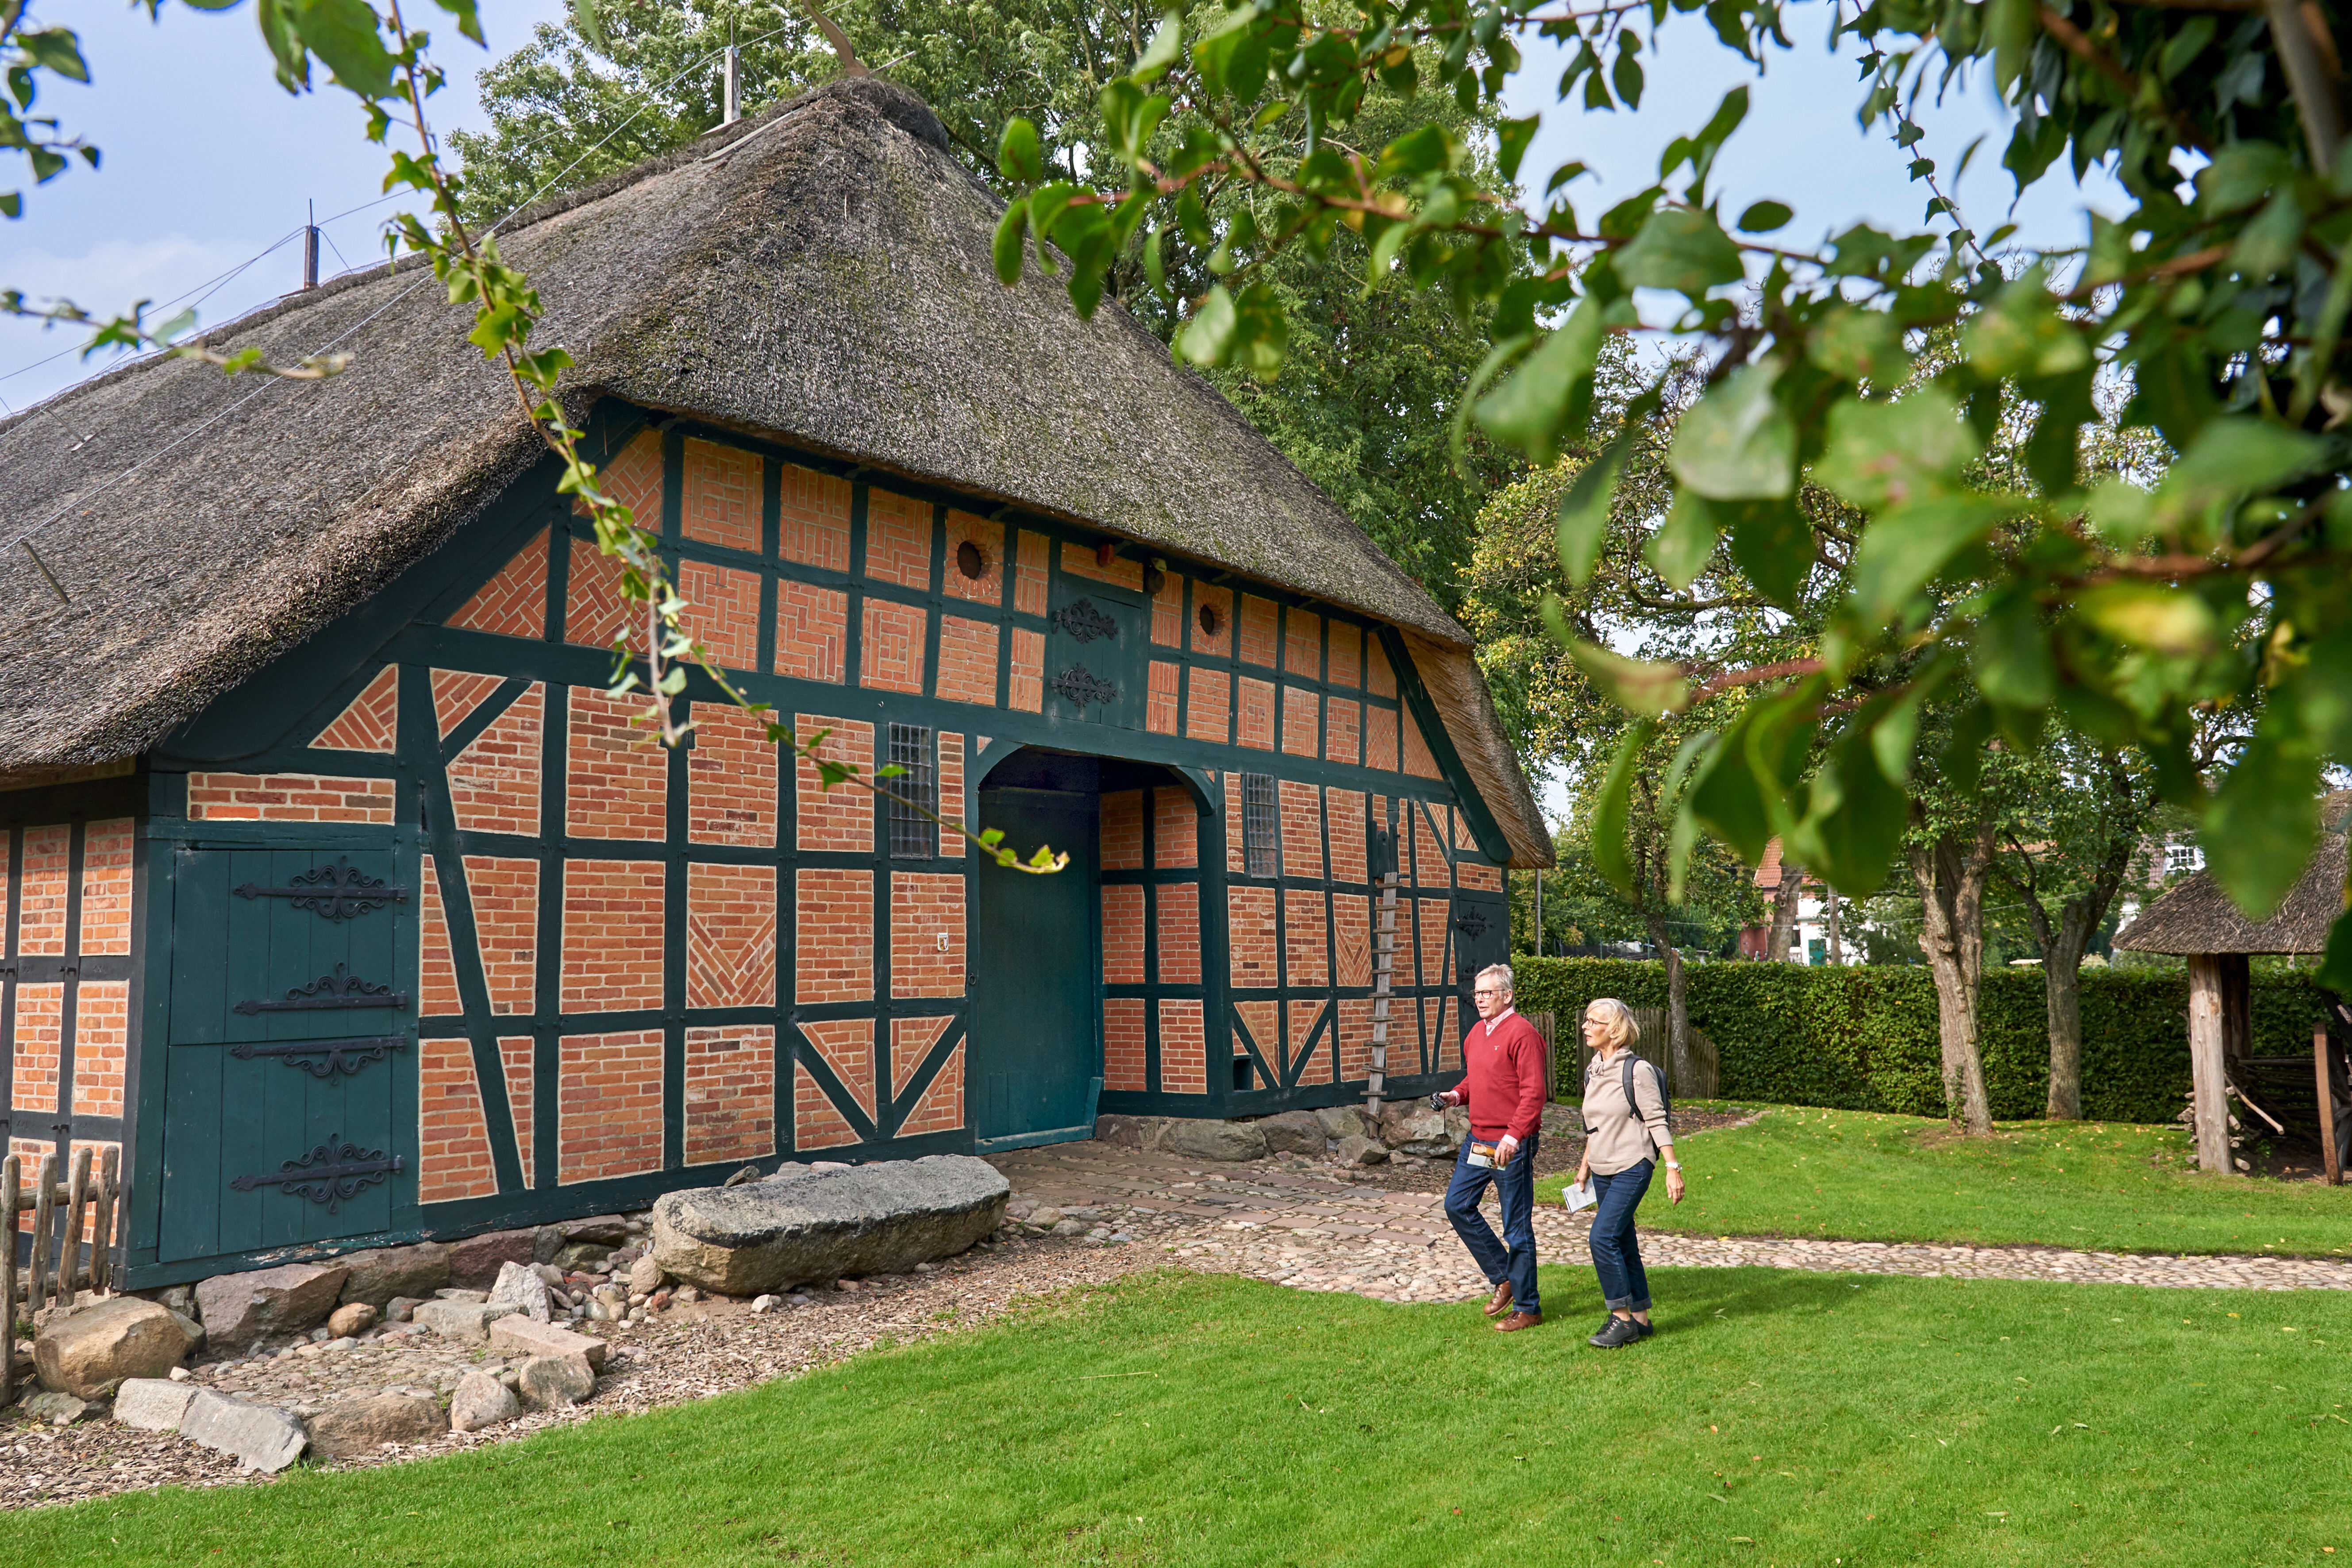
top-left (303, 199), bottom-right (320, 290)
top-left (721, 16), bottom-right (740, 126)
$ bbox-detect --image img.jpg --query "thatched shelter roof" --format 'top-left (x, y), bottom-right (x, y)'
top-left (2113, 798), bottom-right (2350, 955)
top-left (0, 78), bottom-right (1547, 864)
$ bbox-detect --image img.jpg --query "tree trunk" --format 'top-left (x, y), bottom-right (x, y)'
top-left (1825, 888), bottom-right (1842, 964)
top-left (1910, 813), bottom-right (1996, 1135)
top-left (1644, 912), bottom-right (1691, 1094)
top-left (1766, 855), bottom-right (1803, 963)
top-left (2043, 936), bottom-right (2084, 1120)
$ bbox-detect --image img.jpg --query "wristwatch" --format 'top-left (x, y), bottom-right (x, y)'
top-left (1663, 1160), bottom-right (1682, 1170)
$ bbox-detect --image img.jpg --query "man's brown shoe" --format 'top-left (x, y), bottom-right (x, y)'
top-left (1482, 1281), bottom-right (1515, 1318)
top-left (1493, 1310), bottom-right (1543, 1333)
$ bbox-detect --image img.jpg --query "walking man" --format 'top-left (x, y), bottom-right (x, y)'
top-left (1435, 962), bottom-right (1548, 1332)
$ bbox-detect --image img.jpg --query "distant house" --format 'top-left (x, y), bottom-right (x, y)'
top-left (1739, 840), bottom-right (1867, 964)
top-left (0, 81), bottom-right (1549, 1288)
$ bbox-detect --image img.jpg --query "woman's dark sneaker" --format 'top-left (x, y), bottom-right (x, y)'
top-left (1635, 1319), bottom-right (1656, 1340)
top-left (1589, 1315), bottom-right (1645, 1348)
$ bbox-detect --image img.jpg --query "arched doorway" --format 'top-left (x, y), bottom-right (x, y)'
top-left (965, 746), bottom-right (1207, 1152)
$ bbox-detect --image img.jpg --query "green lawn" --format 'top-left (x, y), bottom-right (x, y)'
top-left (1543, 1106), bottom-right (2352, 1258)
top-left (18, 1268), bottom-right (2352, 1565)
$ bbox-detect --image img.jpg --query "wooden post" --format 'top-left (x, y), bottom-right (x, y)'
top-left (2188, 955), bottom-right (2234, 1174)
top-left (57, 1147), bottom-right (90, 1308)
top-left (2321, 1025), bottom-right (2345, 1187)
top-left (0, 1155), bottom-right (17, 1408)
top-left (92, 1145), bottom-right (119, 1294)
top-left (27, 1152), bottom-right (56, 1309)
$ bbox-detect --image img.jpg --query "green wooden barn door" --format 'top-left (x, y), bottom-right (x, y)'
top-left (967, 787), bottom-right (1101, 1148)
top-left (1451, 888), bottom-right (1510, 1042)
top-left (161, 848), bottom-right (412, 1262)
top-left (1044, 577), bottom-right (1146, 730)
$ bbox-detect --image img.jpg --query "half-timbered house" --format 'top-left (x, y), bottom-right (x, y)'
top-left (0, 79), bottom-right (1549, 1289)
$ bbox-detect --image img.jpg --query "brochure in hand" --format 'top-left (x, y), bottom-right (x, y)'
top-left (1562, 1179), bottom-right (1598, 1214)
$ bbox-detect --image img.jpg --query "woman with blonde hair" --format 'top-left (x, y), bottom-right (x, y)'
top-left (1574, 997), bottom-right (1683, 1348)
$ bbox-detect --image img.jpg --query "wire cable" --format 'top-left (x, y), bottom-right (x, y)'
top-left (0, 20), bottom-right (805, 578)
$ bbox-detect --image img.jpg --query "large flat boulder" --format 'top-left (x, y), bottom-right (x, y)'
top-left (35, 1297), bottom-right (197, 1397)
top-left (307, 1392), bottom-right (449, 1457)
top-left (446, 1227), bottom-right (537, 1290)
top-left (178, 1390), bottom-right (307, 1472)
top-left (335, 1242), bottom-right (450, 1310)
top-left (194, 1263), bottom-right (349, 1352)
top-left (652, 1155), bottom-right (1008, 1295)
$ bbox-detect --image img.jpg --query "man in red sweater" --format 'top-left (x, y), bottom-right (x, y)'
top-left (1435, 962), bottom-right (1549, 1332)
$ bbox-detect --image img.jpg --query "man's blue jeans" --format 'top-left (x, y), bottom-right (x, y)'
top-left (1444, 1133), bottom-right (1539, 1316)
top-left (1588, 1160), bottom-right (1654, 1312)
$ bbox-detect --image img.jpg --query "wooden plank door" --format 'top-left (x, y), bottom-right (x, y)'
top-left (160, 848), bottom-right (412, 1262)
top-left (966, 787), bottom-right (1100, 1146)
top-left (1043, 576), bottom-right (1146, 730)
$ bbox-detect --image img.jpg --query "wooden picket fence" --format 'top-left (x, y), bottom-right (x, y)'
top-left (3, 1146), bottom-right (123, 1407)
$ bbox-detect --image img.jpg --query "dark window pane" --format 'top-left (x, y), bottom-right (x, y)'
top-left (1242, 772), bottom-right (1279, 878)
top-left (888, 724), bottom-right (937, 858)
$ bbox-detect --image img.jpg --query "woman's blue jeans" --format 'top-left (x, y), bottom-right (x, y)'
top-left (1587, 1160), bottom-right (1653, 1312)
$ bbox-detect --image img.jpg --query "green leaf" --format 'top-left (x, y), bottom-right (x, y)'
top-left (1545, 618), bottom-right (1690, 716)
top-left (1649, 489), bottom-right (1719, 589)
top-left (2205, 724), bottom-right (2322, 920)
top-left (1939, 701), bottom-right (1996, 796)
top-left (1723, 495), bottom-right (1813, 609)
top-left (1785, 726), bottom-right (1904, 897)
top-left (1689, 713), bottom-right (1771, 865)
top-left (1668, 361), bottom-right (1797, 500)
top-left (1617, 207), bottom-right (1745, 298)
top-left (1177, 285), bottom-right (1237, 366)
top-left (2075, 582), bottom-right (2218, 656)
top-left (1971, 589), bottom-right (2056, 711)
top-left (567, 0), bottom-right (608, 52)
top-left (1555, 434), bottom-right (1630, 584)
top-left (1964, 270), bottom-right (2090, 379)
top-left (1590, 721), bottom-right (1652, 893)
top-left (1814, 385), bottom-right (1979, 510)
top-left (1131, 10), bottom-right (1183, 84)
top-left (1496, 115), bottom-right (1541, 184)
top-left (2317, 908), bottom-right (2352, 996)
top-left (997, 117), bottom-right (1042, 185)
top-left (2144, 416), bottom-right (2325, 544)
top-left (1736, 200), bottom-right (1792, 233)
top-left (1472, 298), bottom-right (1604, 465)
top-left (1806, 306), bottom-right (1909, 387)
top-left (1848, 494), bottom-right (2006, 619)
top-left (290, 0), bottom-right (399, 100)
top-left (992, 200), bottom-right (1027, 285)
top-left (1379, 123), bottom-right (1463, 179)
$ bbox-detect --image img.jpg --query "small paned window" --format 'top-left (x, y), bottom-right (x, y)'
top-left (887, 724), bottom-right (938, 858)
top-left (1241, 773), bottom-right (1280, 878)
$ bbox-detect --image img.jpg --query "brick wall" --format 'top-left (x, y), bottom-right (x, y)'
top-left (447, 530), bottom-right (548, 640)
top-left (186, 774), bottom-right (394, 824)
top-left (420, 1036), bottom-right (497, 1203)
top-left (434, 669), bottom-right (505, 737)
top-left (797, 868), bottom-right (873, 1002)
top-left (467, 855), bottom-right (539, 1015)
top-left (562, 860), bottom-right (666, 1011)
top-left (79, 819), bottom-right (133, 955)
top-left (449, 684), bottom-right (543, 836)
top-left (683, 438), bottom-right (759, 551)
top-left (796, 715), bottom-right (872, 852)
top-left (684, 1025), bottom-right (774, 1166)
top-left (688, 702), bottom-right (777, 846)
top-left (569, 689), bottom-right (667, 840)
top-left (311, 665), bottom-right (400, 753)
top-left (889, 873), bottom-right (965, 998)
top-left (557, 1029), bottom-right (664, 1182)
top-left (680, 559), bottom-right (763, 670)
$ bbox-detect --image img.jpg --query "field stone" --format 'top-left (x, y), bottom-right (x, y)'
top-left (488, 1313), bottom-right (610, 1369)
top-left (627, 1254), bottom-right (664, 1294)
top-left (193, 1262), bottom-right (350, 1352)
top-left (516, 1353), bottom-right (596, 1411)
top-left (1378, 1105), bottom-right (1464, 1157)
top-left (446, 1227), bottom-right (537, 1290)
top-left (335, 1241), bottom-right (450, 1310)
top-left (412, 1300), bottom-right (518, 1345)
top-left (178, 1389), bottom-right (308, 1472)
top-left (35, 1296), bottom-right (198, 1396)
top-left (554, 1242), bottom-right (614, 1271)
top-left (488, 1260), bottom-right (554, 1322)
top-left (653, 1154), bottom-right (1009, 1296)
top-left (1163, 1118), bottom-right (1268, 1163)
top-left (307, 1392), bottom-right (449, 1458)
top-left (326, 1302), bottom-right (377, 1339)
top-left (1313, 1105), bottom-right (1374, 1140)
top-left (562, 1215), bottom-right (630, 1245)
top-left (449, 1370), bottom-right (520, 1433)
top-left (385, 1296), bottom-right (427, 1323)
top-left (113, 1376), bottom-right (199, 1432)
top-left (22, 1390), bottom-right (89, 1425)
top-left (1255, 1110), bottom-right (1328, 1156)
top-left (1335, 1133), bottom-right (1389, 1167)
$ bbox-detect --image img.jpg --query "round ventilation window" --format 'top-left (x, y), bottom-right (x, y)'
top-left (955, 539), bottom-right (988, 581)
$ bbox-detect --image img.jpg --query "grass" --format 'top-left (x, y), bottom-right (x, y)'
top-left (1540, 1105), bottom-right (2352, 1258)
top-left (15, 1268), bottom-right (2352, 1565)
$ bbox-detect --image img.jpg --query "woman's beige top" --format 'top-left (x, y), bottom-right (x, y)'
top-left (1579, 1049), bottom-right (1672, 1175)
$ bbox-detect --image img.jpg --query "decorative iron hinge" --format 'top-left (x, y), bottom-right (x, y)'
top-left (234, 963), bottom-right (409, 1016)
top-left (1051, 663), bottom-right (1118, 711)
top-left (234, 856), bottom-right (408, 921)
top-left (1049, 597), bottom-right (1119, 644)
top-left (228, 1035), bottom-right (409, 1079)
top-left (1454, 906), bottom-right (1492, 940)
top-left (230, 1136), bottom-right (404, 1212)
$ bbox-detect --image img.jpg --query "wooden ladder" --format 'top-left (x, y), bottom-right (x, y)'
top-left (1365, 869), bottom-right (1401, 1116)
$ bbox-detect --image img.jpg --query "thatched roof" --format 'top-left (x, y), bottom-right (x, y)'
top-left (2113, 799), bottom-right (2350, 955)
top-left (0, 78), bottom-right (1547, 865)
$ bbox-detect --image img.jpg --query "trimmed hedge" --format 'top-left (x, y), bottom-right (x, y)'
top-left (1512, 957), bottom-right (2333, 1125)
